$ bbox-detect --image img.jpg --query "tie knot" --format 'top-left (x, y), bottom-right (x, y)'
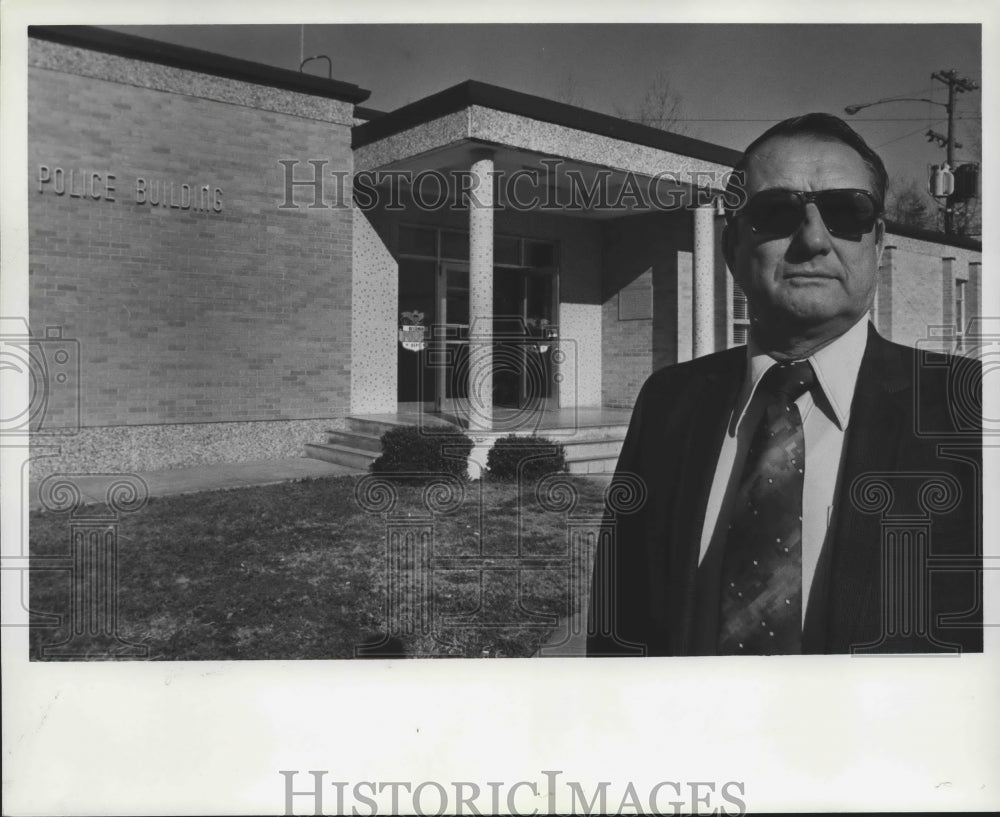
top-left (761, 360), bottom-right (815, 402)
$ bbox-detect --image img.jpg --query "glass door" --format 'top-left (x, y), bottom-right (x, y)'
top-left (397, 258), bottom-right (437, 407)
top-left (396, 260), bottom-right (470, 411)
top-left (438, 264), bottom-right (470, 412)
top-left (493, 267), bottom-right (558, 411)
top-left (398, 260), bottom-right (557, 413)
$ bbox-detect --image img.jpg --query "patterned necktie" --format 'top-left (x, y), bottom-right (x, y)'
top-left (718, 360), bottom-right (816, 655)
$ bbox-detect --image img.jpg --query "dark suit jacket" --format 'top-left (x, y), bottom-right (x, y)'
top-left (587, 325), bottom-right (982, 656)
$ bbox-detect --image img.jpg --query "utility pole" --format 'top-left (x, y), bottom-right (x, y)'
top-left (845, 69), bottom-right (979, 235)
top-left (929, 69), bottom-right (979, 234)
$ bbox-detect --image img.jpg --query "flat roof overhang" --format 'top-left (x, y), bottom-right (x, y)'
top-left (354, 80), bottom-right (739, 165)
top-left (352, 82), bottom-right (737, 220)
top-left (30, 25), bottom-right (371, 105)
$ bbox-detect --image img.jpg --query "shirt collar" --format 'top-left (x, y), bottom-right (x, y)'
top-left (732, 315), bottom-right (870, 435)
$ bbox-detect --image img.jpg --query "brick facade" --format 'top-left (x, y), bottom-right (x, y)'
top-left (28, 38), bottom-right (357, 471)
top-left (877, 231), bottom-right (981, 352)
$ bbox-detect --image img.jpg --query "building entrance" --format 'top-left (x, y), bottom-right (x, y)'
top-left (396, 243), bottom-right (557, 414)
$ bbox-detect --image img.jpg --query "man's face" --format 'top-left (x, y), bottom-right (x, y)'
top-left (723, 134), bottom-right (885, 345)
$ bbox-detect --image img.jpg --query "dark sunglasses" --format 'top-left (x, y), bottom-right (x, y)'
top-left (735, 188), bottom-right (880, 239)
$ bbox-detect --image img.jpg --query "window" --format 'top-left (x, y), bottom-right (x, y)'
top-left (732, 282), bottom-right (750, 346)
top-left (397, 225), bottom-right (554, 270)
top-left (494, 235), bottom-right (521, 266)
top-left (525, 240), bottom-right (555, 268)
top-left (440, 230), bottom-right (469, 261)
top-left (955, 278), bottom-right (967, 351)
top-left (397, 224), bottom-right (436, 257)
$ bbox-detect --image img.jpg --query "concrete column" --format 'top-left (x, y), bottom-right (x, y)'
top-left (968, 261), bottom-right (981, 341)
top-left (468, 150), bottom-right (495, 431)
top-left (692, 203), bottom-right (715, 358)
top-left (877, 245), bottom-right (895, 339)
top-left (941, 256), bottom-right (956, 332)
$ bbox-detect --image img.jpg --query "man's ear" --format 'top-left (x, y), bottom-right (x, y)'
top-left (874, 218), bottom-right (886, 267)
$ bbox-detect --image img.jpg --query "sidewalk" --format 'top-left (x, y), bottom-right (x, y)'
top-left (28, 457), bottom-right (363, 512)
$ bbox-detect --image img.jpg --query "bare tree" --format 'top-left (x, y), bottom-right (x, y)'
top-left (614, 70), bottom-right (688, 135)
top-left (885, 176), bottom-right (936, 230)
top-left (553, 74), bottom-right (584, 108)
top-left (951, 127), bottom-right (982, 237)
top-left (553, 69), bottom-right (689, 135)
top-left (885, 172), bottom-right (980, 238)
top-left (952, 197), bottom-right (981, 238)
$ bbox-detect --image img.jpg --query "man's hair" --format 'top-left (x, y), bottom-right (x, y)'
top-left (723, 112), bottom-right (889, 221)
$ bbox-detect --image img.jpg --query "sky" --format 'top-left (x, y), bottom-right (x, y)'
top-left (103, 22), bottom-right (983, 196)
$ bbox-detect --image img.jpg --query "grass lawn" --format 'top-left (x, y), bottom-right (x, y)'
top-left (28, 473), bottom-right (608, 660)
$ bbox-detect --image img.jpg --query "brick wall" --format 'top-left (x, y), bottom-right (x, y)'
top-left (880, 232), bottom-right (981, 352)
top-left (28, 41), bottom-right (355, 435)
top-left (601, 212), bottom-right (667, 407)
top-left (601, 210), bottom-right (727, 408)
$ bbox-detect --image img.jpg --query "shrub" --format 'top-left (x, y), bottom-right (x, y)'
top-left (370, 425), bottom-right (473, 480)
top-left (486, 434), bottom-right (567, 482)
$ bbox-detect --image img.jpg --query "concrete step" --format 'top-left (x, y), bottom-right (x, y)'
top-left (303, 442), bottom-right (377, 470)
top-left (344, 416), bottom-right (398, 438)
top-left (530, 423), bottom-right (629, 444)
top-left (346, 415), bottom-right (460, 438)
top-left (489, 428), bottom-right (624, 476)
top-left (560, 437), bottom-right (626, 461)
top-left (566, 456), bottom-right (619, 475)
top-left (326, 429), bottom-right (382, 453)
top-left (345, 415), bottom-right (628, 443)
top-left (312, 415), bottom-right (625, 476)
top-left (484, 426), bottom-right (628, 447)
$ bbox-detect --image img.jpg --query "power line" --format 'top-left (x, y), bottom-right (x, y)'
top-left (875, 120), bottom-right (946, 149)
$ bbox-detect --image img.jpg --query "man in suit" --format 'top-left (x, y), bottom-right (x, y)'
top-left (587, 113), bottom-right (982, 656)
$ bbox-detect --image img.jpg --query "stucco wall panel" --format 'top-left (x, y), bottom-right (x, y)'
top-left (557, 303), bottom-right (602, 407)
top-left (352, 111), bottom-right (471, 171)
top-left (470, 107), bottom-right (731, 189)
top-left (351, 210), bottom-right (398, 413)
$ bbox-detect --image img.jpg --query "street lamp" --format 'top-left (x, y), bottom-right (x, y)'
top-left (843, 95), bottom-right (945, 116)
top-left (845, 71), bottom-right (978, 234)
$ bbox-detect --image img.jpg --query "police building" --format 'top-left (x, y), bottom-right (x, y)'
top-left (26, 26), bottom-right (983, 478)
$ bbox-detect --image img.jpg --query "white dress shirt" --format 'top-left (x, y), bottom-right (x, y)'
top-left (697, 316), bottom-right (871, 622)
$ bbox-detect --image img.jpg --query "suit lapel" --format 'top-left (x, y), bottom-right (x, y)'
top-left (816, 328), bottom-right (910, 651)
top-left (662, 356), bottom-right (744, 654)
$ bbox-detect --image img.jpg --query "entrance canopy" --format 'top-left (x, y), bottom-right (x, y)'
top-left (351, 81), bottom-right (742, 429)
top-left (353, 79), bottom-right (740, 218)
